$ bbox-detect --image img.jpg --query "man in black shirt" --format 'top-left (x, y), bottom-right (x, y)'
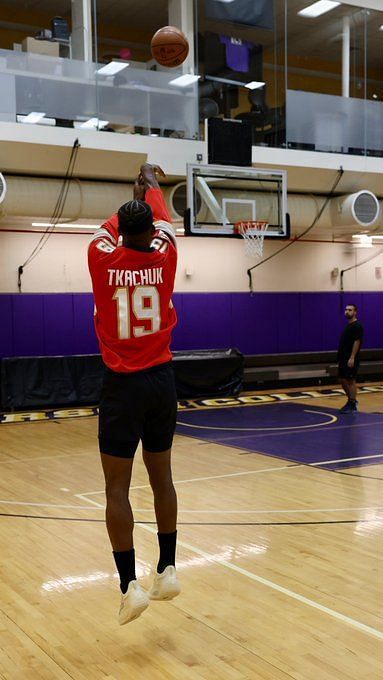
top-left (338, 303), bottom-right (363, 413)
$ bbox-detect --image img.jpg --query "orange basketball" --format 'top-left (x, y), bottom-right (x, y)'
top-left (150, 25), bottom-right (189, 68)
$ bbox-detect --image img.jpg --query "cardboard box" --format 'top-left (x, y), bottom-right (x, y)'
top-left (22, 37), bottom-right (59, 57)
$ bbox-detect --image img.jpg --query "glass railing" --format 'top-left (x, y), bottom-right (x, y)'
top-left (286, 90), bottom-right (383, 156)
top-left (0, 49), bottom-right (199, 140)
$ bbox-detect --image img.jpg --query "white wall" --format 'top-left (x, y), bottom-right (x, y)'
top-left (1, 229), bottom-right (382, 294)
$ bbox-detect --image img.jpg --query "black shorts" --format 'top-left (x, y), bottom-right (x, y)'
top-left (99, 362), bottom-right (177, 458)
top-left (338, 362), bottom-right (359, 380)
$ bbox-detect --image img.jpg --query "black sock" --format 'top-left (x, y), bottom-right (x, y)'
top-left (113, 549), bottom-right (136, 594)
top-left (157, 531), bottom-right (177, 574)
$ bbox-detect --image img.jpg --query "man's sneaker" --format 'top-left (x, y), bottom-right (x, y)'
top-left (350, 400), bottom-right (358, 412)
top-left (339, 401), bottom-right (352, 413)
top-left (149, 566), bottom-right (181, 601)
top-left (118, 580), bottom-right (149, 625)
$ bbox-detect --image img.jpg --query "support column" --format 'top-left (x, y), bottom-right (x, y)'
top-left (168, 0), bottom-right (195, 74)
top-left (342, 15), bottom-right (350, 98)
top-left (71, 0), bottom-right (92, 62)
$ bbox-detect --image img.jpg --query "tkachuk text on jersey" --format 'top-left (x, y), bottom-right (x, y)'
top-left (107, 268), bottom-right (164, 287)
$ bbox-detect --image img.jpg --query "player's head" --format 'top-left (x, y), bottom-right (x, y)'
top-left (118, 200), bottom-right (154, 239)
top-left (345, 303), bottom-right (357, 320)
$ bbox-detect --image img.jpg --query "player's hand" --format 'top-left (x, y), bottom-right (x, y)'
top-left (347, 357), bottom-right (354, 368)
top-left (139, 163), bottom-right (166, 189)
top-left (133, 177), bottom-right (145, 201)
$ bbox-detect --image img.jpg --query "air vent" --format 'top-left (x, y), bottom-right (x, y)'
top-left (169, 182), bottom-right (202, 219)
top-left (0, 173), bottom-right (6, 203)
top-left (353, 192), bottom-right (379, 225)
top-left (333, 190), bottom-right (380, 228)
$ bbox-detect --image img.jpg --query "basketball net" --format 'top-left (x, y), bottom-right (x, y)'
top-left (234, 221), bottom-right (269, 258)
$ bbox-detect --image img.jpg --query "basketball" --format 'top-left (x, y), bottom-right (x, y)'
top-left (150, 25), bottom-right (189, 68)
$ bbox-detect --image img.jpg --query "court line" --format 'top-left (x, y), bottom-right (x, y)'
top-left (76, 451), bottom-right (383, 500)
top-left (75, 491), bottom-right (383, 516)
top-left (176, 409), bottom-right (337, 432)
top-left (75, 464), bottom-right (297, 498)
top-left (0, 499), bottom-right (103, 510)
top-left (137, 522), bottom-right (383, 641)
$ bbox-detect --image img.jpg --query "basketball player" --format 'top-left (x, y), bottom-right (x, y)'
top-left (338, 304), bottom-right (363, 413)
top-left (88, 163), bottom-right (180, 625)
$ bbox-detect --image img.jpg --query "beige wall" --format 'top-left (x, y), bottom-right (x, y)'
top-left (1, 230), bottom-right (382, 294)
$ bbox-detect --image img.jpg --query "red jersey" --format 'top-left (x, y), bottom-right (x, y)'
top-left (88, 188), bottom-right (177, 373)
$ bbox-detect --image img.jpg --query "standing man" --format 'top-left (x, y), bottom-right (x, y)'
top-left (88, 163), bottom-right (180, 625)
top-left (338, 303), bottom-right (363, 413)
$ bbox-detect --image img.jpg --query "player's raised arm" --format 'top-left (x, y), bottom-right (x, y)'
top-left (139, 164), bottom-right (176, 248)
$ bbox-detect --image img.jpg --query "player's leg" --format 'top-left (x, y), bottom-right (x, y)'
top-left (100, 452), bottom-right (135, 556)
top-left (143, 447), bottom-right (180, 600)
top-left (98, 369), bottom-right (149, 623)
top-left (100, 451), bottom-right (149, 625)
top-left (339, 377), bottom-right (350, 399)
top-left (142, 364), bottom-right (180, 600)
top-left (142, 446), bottom-right (177, 557)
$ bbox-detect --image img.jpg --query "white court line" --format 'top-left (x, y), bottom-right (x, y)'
top-left (310, 453), bottom-right (383, 466)
top-left (75, 464), bottom-right (294, 498)
top-left (0, 499), bottom-right (103, 510)
top-left (76, 449), bottom-right (383, 501)
top-left (176, 409), bottom-right (337, 432)
top-left (75, 493), bottom-right (105, 508)
top-left (133, 505), bottom-right (383, 515)
top-left (137, 522), bottom-right (383, 641)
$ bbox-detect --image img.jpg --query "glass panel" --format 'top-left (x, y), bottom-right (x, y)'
top-left (286, 90), bottom-right (383, 156)
top-left (195, 0), bottom-right (286, 148)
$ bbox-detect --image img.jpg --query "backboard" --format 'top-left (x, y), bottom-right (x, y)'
top-left (185, 163), bottom-right (288, 238)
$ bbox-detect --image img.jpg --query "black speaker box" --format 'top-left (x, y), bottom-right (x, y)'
top-left (208, 118), bottom-right (252, 166)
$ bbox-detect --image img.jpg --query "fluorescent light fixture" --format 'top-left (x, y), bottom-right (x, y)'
top-left (352, 234), bottom-right (373, 247)
top-left (22, 111), bottom-right (46, 124)
top-left (298, 1), bottom-right (340, 18)
top-left (78, 118), bottom-right (109, 129)
top-left (245, 81), bottom-right (265, 90)
top-left (32, 222), bottom-right (100, 229)
top-left (353, 233), bottom-right (383, 241)
top-left (96, 61), bottom-right (129, 76)
top-left (215, 0), bottom-right (236, 3)
top-left (169, 74), bottom-right (201, 88)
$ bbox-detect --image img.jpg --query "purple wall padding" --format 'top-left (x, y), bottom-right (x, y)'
top-left (0, 291), bottom-right (382, 357)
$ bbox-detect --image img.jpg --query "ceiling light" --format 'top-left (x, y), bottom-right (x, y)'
top-left (96, 61), bottom-right (129, 75)
top-left (22, 112), bottom-right (46, 124)
top-left (380, 25), bottom-right (383, 31)
top-left (78, 118), bottom-right (109, 129)
top-left (32, 222), bottom-right (100, 229)
top-left (245, 81), bottom-right (265, 90)
top-left (298, 1), bottom-right (340, 18)
top-left (169, 74), bottom-right (201, 87)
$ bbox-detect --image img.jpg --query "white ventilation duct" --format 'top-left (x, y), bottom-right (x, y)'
top-left (0, 176), bottom-right (132, 221)
top-left (0, 173), bottom-right (6, 203)
top-left (0, 176), bottom-right (381, 236)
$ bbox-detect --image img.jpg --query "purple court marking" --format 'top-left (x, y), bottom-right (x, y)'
top-left (176, 402), bottom-right (383, 470)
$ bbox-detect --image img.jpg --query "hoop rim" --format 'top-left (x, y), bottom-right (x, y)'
top-left (234, 220), bottom-right (269, 235)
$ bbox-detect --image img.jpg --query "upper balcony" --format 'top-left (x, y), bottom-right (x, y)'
top-left (0, 0), bottom-right (383, 186)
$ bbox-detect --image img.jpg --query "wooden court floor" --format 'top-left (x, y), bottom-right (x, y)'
top-left (0, 385), bottom-right (383, 679)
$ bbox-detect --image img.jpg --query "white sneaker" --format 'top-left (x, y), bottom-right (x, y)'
top-left (149, 565), bottom-right (181, 601)
top-left (118, 580), bottom-right (149, 625)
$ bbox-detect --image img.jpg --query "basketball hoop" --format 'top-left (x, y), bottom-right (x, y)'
top-left (234, 221), bottom-right (269, 258)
